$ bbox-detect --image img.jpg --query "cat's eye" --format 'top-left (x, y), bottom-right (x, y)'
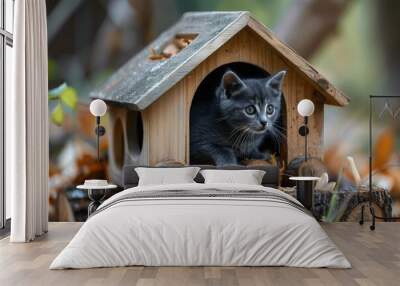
top-left (266, 104), bottom-right (275, 115)
top-left (245, 105), bottom-right (256, 115)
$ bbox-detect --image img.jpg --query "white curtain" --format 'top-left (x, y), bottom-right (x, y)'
top-left (7, 0), bottom-right (49, 242)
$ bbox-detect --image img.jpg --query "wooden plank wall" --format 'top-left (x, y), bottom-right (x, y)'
top-left (141, 26), bottom-right (324, 165)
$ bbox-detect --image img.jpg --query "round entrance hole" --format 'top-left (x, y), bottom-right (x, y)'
top-left (189, 62), bottom-right (287, 166)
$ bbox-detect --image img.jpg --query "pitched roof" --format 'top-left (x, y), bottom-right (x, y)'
top-left (91, 11), bottom-right (349, 109)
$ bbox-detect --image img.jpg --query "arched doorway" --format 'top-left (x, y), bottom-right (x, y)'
top-left (189, 62), bottom-right (287, 167)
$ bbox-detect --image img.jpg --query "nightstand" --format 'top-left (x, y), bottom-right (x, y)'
top-left (76, 184), bottom-right (117, 216)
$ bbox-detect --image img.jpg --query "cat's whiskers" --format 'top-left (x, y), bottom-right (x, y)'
top-left (228, 126), bottom-right (247, 140)
top-left (273, 126), bottom-right (287, 135)
top-left (230, 129), bottom-right (242, 149)
top-left (272, 130), bottom-right (283, 147)
top-left (241, 131), bottom-right (248, 151)
top-left (271, 123), bottom-right (287, 139)
top-left (229, 127), bottom-right (248, 150)
top-left (241, 128), bottom-right (254, 156)
top-left (272, 124), bottom-right (286, 132)
top-left (241, 129), bottom-right (251, 153)
top-left (233, 127), bottom-right (249, 151)
top-left (273, 129), bottom-right (286, 140)
top-left (270, 126), bottom-right (287, 155)
top-left (232, 129), bottom-right (246, 149)
top-left (244, 131), bottom-right (255, 155)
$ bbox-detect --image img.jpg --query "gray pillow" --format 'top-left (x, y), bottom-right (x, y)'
top-left (200, 169), bottom-right (266, 185)
top-left (135, 167), bottom-right (201, 186)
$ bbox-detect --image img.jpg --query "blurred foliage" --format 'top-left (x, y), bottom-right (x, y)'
top-left (216, 0), bottom-right (291, 26)
top-left (180, 0), bottom-right (291, 26)
top-left (313, 0), bottom-right (382, 111)
top-left (46, 0), bottom-right (389, 143)
top-left (49, 83), bottom-right (78, 126)
top-left (48, 58), bottom-right (58, 82)
top-left (47, 0), bottom-right (381, 114)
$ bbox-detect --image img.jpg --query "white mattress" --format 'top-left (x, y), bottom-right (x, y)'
top-left (50, 183), bottom-right (351, 269)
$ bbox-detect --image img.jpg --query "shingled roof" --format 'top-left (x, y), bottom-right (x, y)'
top-left (91, 11), bottom-right (349, 109)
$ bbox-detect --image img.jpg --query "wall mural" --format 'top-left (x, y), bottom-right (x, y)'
top-left (45, 8), bottom-right (400, 224)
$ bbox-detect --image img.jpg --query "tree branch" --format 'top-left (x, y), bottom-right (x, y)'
top-left (274, 0), bottom-right (354, 60)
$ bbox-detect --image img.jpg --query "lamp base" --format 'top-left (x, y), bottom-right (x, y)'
top-left (298, 125), bottom-right (309, 136)
top-left (296, 180), bottom-right (314, 211)
top-left (95, 125), bottom-right (106, 136)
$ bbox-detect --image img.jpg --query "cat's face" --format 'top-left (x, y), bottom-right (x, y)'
top-left (218, 70), bottom-right (286, 134)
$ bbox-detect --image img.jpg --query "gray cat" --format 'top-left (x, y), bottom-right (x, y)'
top-left (190, 70), bottom-right (286, 166)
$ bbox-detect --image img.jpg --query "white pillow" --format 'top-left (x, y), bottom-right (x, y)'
top-left (135, 167), bottom-right (200, 186)
top-left (200, 169), bottom-right (266, 185)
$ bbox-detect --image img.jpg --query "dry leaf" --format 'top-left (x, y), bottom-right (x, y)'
top-left (381, 168), bottom-right (400, 198)
top-left (174, 38), bottom-right (188, 49)
top-left (148, 34), bottom-right (196, 61)
top-left (323, 144), bottom-right (343, 175)
top-left (323, 144), bottom-right (358, 183)
top-left (163, 43), bottom-right (179, 56)
top-left (372, 128), bottom-right (395, 172)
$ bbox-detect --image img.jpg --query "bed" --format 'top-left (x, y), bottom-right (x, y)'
top-left (50, 165), bottom-right (350, 269)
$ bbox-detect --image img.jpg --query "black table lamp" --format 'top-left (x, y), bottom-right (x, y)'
top-left (297, 99), bottom-right (315, 162)
top-left (89, 99), bottom-right (107, 161)
top-left (293, 99), bottom-right (317, 214)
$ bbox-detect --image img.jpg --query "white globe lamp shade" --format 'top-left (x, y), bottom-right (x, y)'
top-left (297, 99), bottom-right (315, 117)
top-left (90, 99), bottom-right (107, 117)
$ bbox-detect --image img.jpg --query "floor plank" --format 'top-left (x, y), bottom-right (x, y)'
top-left (0, 222), bottom-right (399, 286)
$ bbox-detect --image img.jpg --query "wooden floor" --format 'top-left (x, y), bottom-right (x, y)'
top-left (0, 222), bottom-right (399, 286)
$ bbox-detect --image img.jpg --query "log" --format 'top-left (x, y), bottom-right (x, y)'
top-left (313, 186), bottom-right (392, 222)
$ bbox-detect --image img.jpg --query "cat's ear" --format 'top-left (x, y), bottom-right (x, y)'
top-left (266, 70), bottom-right (286, 93)
top-left (222, 71), bottom-right (246, 98)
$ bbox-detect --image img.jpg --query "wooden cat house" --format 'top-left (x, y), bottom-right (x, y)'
top-left (90, 11), bottom-right (349, 185)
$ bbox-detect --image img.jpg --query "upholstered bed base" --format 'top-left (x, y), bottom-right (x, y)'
top-left (123, 164), bottom-right (280, 189)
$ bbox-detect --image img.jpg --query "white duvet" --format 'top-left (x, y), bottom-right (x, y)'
top-left (50, 183), bottom-right (351, 269)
